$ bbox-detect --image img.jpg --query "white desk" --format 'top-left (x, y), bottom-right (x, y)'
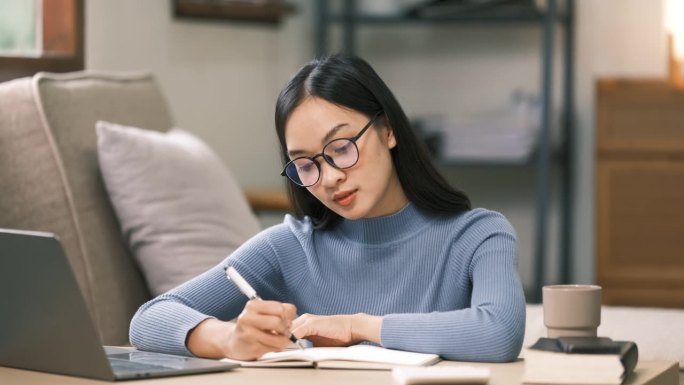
top-left (0, 360), bottom-right (678, 385)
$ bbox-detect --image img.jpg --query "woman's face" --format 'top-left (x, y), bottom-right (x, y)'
top-left (284, 97), bottom-right (408, 219)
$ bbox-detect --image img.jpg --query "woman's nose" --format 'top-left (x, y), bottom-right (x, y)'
top-left (319, 161), bottom-right (345, 187)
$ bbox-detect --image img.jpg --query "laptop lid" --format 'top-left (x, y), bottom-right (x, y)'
top-left (0, 229), bottom-right (237, 380)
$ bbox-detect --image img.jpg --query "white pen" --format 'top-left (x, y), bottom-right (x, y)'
top-left (224, 266), bottom-right (305, 350)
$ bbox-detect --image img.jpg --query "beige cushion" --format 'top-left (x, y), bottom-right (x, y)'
top-left (96, 121), bottom-right (261, 296)
top-left (0, 71), bottom-right (174, 344)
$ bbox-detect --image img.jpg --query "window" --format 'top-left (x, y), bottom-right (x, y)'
top-left (0, 0), bottom-right (83, 82)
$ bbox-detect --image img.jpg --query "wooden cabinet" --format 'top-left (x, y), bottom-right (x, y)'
top-left (596, 80), bottom-right (684, 308)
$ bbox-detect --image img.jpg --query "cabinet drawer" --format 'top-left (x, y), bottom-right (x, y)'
top-left (596, 159), bottom-right (684, 289)
top-left (603, 286), bottom-right (684, 308)
top-left (596, 80), bottom-right (684, 154)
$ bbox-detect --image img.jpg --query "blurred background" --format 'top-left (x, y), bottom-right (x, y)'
top-left (1, 0), bottom-right (682, 305)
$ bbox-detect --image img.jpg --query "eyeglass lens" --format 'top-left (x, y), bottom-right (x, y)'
top-left (285, 138), bottom-right (359, 187)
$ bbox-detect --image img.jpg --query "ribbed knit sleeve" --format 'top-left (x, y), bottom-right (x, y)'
top-left (380, 213), bottom-right (526, 362)
top-left (128, 227), bottom-right (288, 356)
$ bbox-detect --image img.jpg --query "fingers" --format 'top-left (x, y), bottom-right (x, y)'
top-left (245, 300), bottom-right (297, 320)
top-left (239, 310), bottom-right (289, 336)
top-left (282, 303), bottom-right (298, 322)
top-left (291, 313), bottom-right (322, 340)
top-left (229, 301), bottom-right (300, 360)
top-left (230, 323), bottom-right (292, 360)
top-left (291, 314), bottom-right (354, 347)
top-left (243, 300), bottom-right (297, 333)
top-left (240, 324), bottom-right (292, 350)
top-left (291, 313), bottom-right (312, 336)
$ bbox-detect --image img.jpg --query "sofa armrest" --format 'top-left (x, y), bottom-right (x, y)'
top-left (245, 189), bottom-right (291, 213)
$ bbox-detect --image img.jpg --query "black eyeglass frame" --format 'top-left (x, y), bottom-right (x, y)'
top-left (281, 111), bottom-right (384, 187)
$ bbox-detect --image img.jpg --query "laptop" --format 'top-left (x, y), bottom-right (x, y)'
top-left (0, 228), bottom-right (239, 381)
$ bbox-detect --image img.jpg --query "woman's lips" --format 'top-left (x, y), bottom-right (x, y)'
top-left (334, 190), bottom-right (357, 206)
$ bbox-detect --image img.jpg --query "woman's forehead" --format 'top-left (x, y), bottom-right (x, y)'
top-left (285, 99), bottom-right (364, 144)
top-left (288, 98), bottom-right (357, 126)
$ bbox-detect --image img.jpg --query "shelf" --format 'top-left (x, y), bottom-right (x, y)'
top-left (326, 11), bottom-right (569, 25)
top-left (433, 142), bottom-right (568, 168)
top-left (314, 0), bottom-right (575, 303)
top-left (324, 1), bottom-right (569, 25)
top-left (173, 0), bottom-right (296, 25)
top-left (438, 158), bottom-right (534, 167)
top-left (431, 143), bottom-right (537, 167)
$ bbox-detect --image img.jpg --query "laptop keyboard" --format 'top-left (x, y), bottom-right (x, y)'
top-left (109, 357), bottom-right (176, 374)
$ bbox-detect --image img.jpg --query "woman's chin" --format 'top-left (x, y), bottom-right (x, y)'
top-left (331, 205), bottom-right (366, 221)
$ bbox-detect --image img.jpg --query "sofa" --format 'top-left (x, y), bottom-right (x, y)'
top-left (0, 71), bottom-right (185, 346)
top-left (0, 72), bottom-right (681, 375)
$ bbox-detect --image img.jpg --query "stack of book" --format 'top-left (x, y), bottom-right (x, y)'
top-left (523, 337), bottom-right (639, 385)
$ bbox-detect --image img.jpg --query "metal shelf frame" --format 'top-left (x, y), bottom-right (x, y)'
top-left (313, 0), bottom-right (575, 302)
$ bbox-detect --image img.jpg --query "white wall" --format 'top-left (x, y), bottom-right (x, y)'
top-left (86, 0), bottom-right (668, 289)
top-left (572, 0), bottom-right (667, 284)
top-left (86, 0), bottom-right (311, 189)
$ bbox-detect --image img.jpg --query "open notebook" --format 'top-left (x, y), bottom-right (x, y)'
top-left (222, 345), bottom-right (441, 370)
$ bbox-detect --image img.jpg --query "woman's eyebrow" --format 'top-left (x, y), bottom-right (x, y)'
top-left (287, 123), bottom-right (349, 158)
top-left (321, 123), bottom-right (348, 144)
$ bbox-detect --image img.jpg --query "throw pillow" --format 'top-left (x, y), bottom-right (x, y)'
top-left (96, 121), bottom-right (261, 296)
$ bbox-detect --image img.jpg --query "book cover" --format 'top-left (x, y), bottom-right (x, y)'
top-left (523, 337), bottom-right (639, 385)
top-left (223, 345), bottom-right (441, 370)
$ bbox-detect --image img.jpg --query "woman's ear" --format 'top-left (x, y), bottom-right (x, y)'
top-left (386, 127), bottom-right (397, 149)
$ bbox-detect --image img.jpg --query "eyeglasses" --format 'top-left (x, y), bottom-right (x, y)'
top-left (281, 111), bottom-right (383, 187)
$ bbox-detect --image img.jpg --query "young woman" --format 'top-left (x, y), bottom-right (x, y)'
top-left (129, 55), bottom-right (526, 363)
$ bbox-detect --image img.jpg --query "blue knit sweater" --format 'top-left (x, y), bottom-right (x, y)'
top-left (129, 204), bottom-right (526, 362)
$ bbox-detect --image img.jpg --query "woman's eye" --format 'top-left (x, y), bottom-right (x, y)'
top-left (334, 141), bottom-right (352, 154)
top-left (298, 163), bottom-right (315, 173)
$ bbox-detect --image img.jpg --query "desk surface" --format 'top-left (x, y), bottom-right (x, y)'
top-left (0, 360), bottom-right (678, 385)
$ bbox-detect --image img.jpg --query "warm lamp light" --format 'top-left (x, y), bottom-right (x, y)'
top-left (666, 0), bottom-right (684, 88)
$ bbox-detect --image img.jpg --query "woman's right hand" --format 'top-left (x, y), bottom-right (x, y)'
top-left (186, 300), bottom-right (298, 361)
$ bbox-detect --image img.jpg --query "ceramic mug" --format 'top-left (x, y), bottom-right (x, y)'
top-left (542, 284), bottom-right (602, 338)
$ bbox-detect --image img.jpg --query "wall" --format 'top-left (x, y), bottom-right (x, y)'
top-left (573, 0), bottom-right (667, 284)
top-left (86, 0), bottom-right (668, 289)
top-left (86, 0), bottom-right (310, 189)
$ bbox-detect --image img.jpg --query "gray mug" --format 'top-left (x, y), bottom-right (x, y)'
top-left (542, 284), bottom-right (602, 338)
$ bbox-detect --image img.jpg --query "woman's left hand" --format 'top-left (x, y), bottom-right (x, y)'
top-left (291, 313), bottom-right (383, 347)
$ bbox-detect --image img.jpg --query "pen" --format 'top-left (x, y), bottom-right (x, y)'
top-left (224, 266), bottom-right (305, 350)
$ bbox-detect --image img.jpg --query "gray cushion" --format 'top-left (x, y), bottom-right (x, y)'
top-left (96, 121), bottom-right (261, 296)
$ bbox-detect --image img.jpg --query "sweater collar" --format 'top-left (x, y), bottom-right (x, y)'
top-left (337, 203), bottom-right (433, 245)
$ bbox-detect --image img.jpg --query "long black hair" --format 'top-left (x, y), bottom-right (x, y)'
top-left (275, 54), bottom-right (470, 229)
